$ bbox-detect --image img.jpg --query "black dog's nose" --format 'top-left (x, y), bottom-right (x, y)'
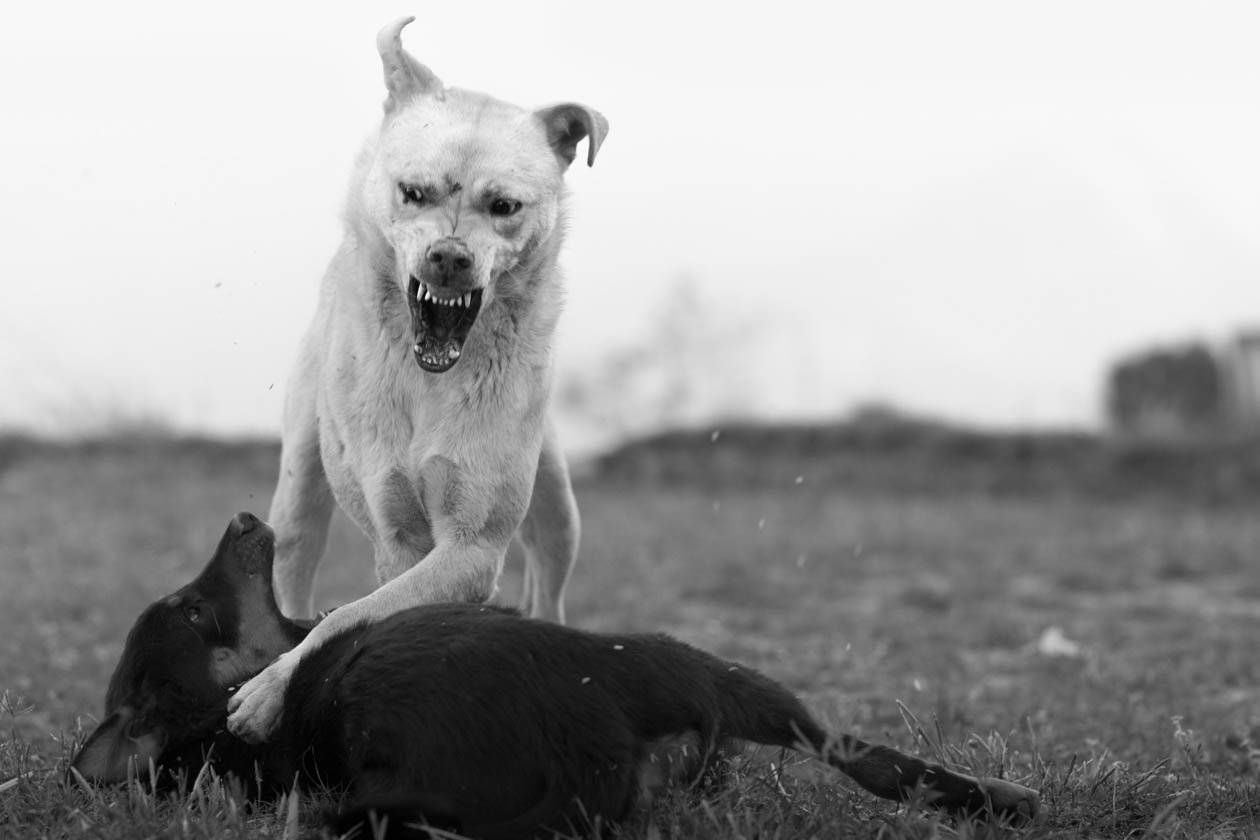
top-left (422, 238), bottom-right (474, 286)
top-left (231, 512), bottom-right (261, 535)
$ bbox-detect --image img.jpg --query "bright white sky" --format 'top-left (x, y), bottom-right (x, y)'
top-left (2, 1), bottom-right (1258, 442)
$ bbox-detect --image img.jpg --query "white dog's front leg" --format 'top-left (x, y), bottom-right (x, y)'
top-left (225, 539), bottom-right (504, 742)
top-left (268, 352), bottom-right (336, 620)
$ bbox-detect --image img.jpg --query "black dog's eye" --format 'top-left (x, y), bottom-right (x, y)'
top-left (399, 183), bottom-right (425, 205)
top-left (184, 605), bottom-right (202, 623)
top-left (489, 198), bottom-right (522, 217)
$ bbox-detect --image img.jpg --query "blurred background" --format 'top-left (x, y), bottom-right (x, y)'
top-left (4, 8), bottom-right (1260, 833)
top-left (2, 1), bottom-right (1258, 453)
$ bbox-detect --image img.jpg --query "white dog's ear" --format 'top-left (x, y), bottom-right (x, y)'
top-left (377, 16), bottom-right (444, 113)
top-left (533, 103), bottom-right (609, 169)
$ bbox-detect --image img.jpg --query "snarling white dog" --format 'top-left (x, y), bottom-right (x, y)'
top-left (227, 17), bottom-right (606, 742)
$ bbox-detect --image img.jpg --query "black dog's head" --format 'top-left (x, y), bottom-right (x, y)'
top-left (72, 512), bottom-right (305, 783)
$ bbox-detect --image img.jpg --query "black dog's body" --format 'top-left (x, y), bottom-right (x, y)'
top-left (73, 514), bottom-right (1038, 837)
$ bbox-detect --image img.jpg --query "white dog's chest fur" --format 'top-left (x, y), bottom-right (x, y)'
top-left (311, 301), bottom-right (548, 561)
top-left (317, 398), bottom-right (422, 548)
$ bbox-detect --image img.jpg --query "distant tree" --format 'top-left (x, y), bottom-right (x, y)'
top-left (1106, 343), bottom-right (1224, 437)
top-left (557, 274), bottom-right (764, 448)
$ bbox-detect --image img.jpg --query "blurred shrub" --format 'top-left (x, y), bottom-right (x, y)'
top-left (0, 433), bottom-right (280, 483)
top-left (594, 407), bottom-right (1260, 502)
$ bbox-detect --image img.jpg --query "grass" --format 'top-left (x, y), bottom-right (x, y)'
top-left (2, 437), bottom-right (1260, 837)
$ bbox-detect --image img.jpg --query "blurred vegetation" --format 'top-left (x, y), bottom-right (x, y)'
top-left (0, 434), bottom-right (280, 486)
top-left (594, 405), bottom-right (1260, 502)
top-left (6, 404), bottom-right (1260, 504)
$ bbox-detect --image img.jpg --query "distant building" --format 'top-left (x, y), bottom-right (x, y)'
top-left (1106, 343), bottom-right (1223, 438)
top-left (1106, 330), bottom-right (1260, 439)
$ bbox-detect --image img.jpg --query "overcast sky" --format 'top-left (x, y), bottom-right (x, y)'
top-left (2, 1), bottom-right (1258, 443)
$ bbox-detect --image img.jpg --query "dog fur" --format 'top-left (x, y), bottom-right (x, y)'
top-left (226, 17), bottom-right (606, 741)
top-left (73, 514), bottom-right (1040, 838)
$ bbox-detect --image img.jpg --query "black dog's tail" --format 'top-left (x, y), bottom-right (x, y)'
top-left (654, 639), bottom-right (1038, 821)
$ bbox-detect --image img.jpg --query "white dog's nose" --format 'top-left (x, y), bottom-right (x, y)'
top-left (422, 238), bottom-right (474, 287)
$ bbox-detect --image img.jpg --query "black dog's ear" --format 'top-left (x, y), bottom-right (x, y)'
top-left (533, 103), bottom-right (609, 169)
top-left (377, 16), bottom-right (444, 114)
top-left (71, 707), bottom-right (166, 784)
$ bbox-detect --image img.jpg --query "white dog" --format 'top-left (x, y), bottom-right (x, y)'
top-left (228, 16), bottom-right (606, 742)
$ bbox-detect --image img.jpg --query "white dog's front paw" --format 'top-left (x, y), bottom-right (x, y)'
top-left (227, 653), bottom-right (297, 743)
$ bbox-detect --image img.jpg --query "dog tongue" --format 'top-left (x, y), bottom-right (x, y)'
top-left (406, 289), bottom-right (460, 371)
top-left (404, 279), bottom-right (481, 373)
top-left (415, 332), bottom-right (462, 367)
top-left (414, 306), bottom-right (461, 367)
top-left (425, 303), bottom-right (462, 340)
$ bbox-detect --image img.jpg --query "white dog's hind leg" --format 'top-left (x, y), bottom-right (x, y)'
top-left (517, 423), bottom-right (579, 624)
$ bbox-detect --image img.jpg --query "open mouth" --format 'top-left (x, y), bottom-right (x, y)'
top-left (405, 276), bottom-right (484, 373)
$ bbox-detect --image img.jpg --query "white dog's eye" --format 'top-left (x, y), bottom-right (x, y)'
top-left (399, 183), bottom-right (425, 205)
top-left (489, 198), bottom-right (523, 217)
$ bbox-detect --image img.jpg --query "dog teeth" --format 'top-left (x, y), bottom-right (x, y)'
top-left (417, 287), bottom-right (476, 308)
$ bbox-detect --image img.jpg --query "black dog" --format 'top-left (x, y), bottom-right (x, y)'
top-left (72, 513), bottom-right (1038, 837)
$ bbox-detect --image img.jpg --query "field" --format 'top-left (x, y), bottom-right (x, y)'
top-left (2, 432), bottom-right (1260, 838)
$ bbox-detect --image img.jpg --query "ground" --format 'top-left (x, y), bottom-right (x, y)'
top-left (1, 436), bottom-right (1259, 838)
